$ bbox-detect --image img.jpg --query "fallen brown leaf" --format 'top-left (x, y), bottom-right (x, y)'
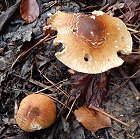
top-left (74, 107), bottom-right (111, 132)
top-left (20, 0), bottom-right (39, 23)
top-left (69, 72), bottom-right (109, 107)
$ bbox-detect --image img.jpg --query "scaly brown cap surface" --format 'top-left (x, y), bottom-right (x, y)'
top-left (16, 94), bottom-right (56, 132)
top-left (50, 11), bottom-right (132, 74)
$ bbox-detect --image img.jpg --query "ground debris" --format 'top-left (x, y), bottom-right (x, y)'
top-left (69, 72), bottom-right (109, 107)
top-left (0, 0), bottom-right (140, 139)
top-left (0, 0), bottom-right (21, 31)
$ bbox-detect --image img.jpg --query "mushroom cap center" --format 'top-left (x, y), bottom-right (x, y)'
top-left (73, 14), bottom-right (105, 48)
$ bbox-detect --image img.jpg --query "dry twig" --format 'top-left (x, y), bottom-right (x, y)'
top-left (119, 68), bottom-right (140, 100)
top-left (89, 105), bottom-right (130, 127)
top-left (66, 98), bottom-right (77, 120)
top-left (11, 34), bottom-right (56, 68)
top-left (38, 69), bottom-right (69, 97)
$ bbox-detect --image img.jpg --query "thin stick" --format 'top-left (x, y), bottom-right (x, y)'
top-left (11, 34), bottom-right (56, 69)
top-left (66, 98), bottom-right (77, 120)
top-left (33, 79), bottom-right (68, 94)
top-left (133, 34), bottom-right (140, 41)
top-left (114, 69), bottom-right (140, 80)
top-left (38, 69), bottom-right (69, 97)
top-left (45, 94), bottom-right (71, 111)
top-left (14, 99), bottom-right (18, 119)
top-left (29, 78), bottom-right (53, 89)
top-left (119, 68), bottom-right (140, 100)
top-left (126, 23), bottom-right (139, 28)
top-left (89, 105), bottom-right (130, 127)
top-left (107, 69), bottom-right (140, 98)
top-left (100, 3), bottom-right (110, 11)
top-left (127, 27), bottom-right (140, 34)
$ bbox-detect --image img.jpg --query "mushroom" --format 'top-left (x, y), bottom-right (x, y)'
top-left (16, 94), bottom-right (56, 132)
top-left (49, 11), bottom-right (132, 74)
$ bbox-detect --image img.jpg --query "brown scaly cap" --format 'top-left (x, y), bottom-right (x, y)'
top-left (16, 94), bottom-right (57, 132)
top-left (50, 11), bottom-right (132, 74)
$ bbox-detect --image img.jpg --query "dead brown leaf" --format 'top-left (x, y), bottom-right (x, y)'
top-left (20, 0), bottom-right (39, 23)
top-left (74, 107), bottom-right (112, 132)
top-left (69, 72), bottom-right (109, 107)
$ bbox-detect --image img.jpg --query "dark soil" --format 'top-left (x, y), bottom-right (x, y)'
top-left (0, 0), bottom-right (140, 139)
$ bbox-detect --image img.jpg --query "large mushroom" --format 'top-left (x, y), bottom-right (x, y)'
top-left (49, 11), bottom-right (132, 74)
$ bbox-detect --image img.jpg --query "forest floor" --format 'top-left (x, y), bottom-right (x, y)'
top-left (0, 0), bottom-right (140, 139)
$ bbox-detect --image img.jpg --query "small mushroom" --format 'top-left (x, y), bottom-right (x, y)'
top-left (16, 94), bottom-right (56, 132)
top-left (49, 11), bottom-right (132, 74)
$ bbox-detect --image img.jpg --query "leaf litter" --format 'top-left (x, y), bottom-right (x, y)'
top-left (74, 107), bottom-right (112, 132)
top-left (20, 0), bottom-right (40, 23)
top-left (0, 0), bottom-right (140, 139)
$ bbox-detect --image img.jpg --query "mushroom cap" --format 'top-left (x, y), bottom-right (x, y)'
top-left (50, 11), bottom-right (132, 74)
top-left (16, 94), bottom-right (56, 132)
